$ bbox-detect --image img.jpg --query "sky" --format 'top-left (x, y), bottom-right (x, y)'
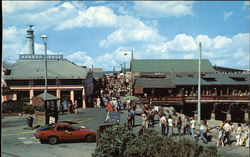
top-left (3, 1), bottom-right (250, 71)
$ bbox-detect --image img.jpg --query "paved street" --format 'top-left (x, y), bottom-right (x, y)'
top-left (2, 108), bottom-right (249, 157)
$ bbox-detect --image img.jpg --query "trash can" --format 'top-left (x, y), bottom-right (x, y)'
top-left (27, 116), bottom-right (33, 127)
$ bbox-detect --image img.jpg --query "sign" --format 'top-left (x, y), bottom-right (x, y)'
top-left (49, 116), bottom-right (56, 124)
top-left (109, 112), bottom-right (120, 123)
top-left (134, 87), bottom-right (143, 94)
top-left (32, 97), bottom-right (44, 107)
top-left (35, 111), bottom-right (46, 126)
top-left (19, 54), bottom-right (63, 60)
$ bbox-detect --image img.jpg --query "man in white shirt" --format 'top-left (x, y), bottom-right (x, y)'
top-left (160, 114), bottom-right (167, 135)
top-left (190, 117), bottom-right (196, 138)
top-left (168, 115), bottom-right (174, 137)
top-left (200, 120), bottom-right (208, 143)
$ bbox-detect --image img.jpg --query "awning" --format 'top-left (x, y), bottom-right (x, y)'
top-left (134, 78), bottom-right (176, 88)
top-left (36, 92), bottom-right (60, 101)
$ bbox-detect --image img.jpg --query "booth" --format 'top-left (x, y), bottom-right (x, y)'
top-left (32, 93), bottom-right (60, 126)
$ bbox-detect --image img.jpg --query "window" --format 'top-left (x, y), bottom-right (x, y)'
top-left (230, 77), bottom-right (246, 81)
top-left (34, 79), bottom-right (56, 85)
top-left (202, 78), bottom-right (217, 81)
top-left (7, 80), bottom-right (29, 86)
top-left (60, 79), bottom-right (83, 85)
top-left (57, 126), bottom-right (75, 132)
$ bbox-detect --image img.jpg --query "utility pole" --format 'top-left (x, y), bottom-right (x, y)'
top-left (131, 50), bottom-right (134, 95)
top-left (198, 42), bottom-right (202, 125)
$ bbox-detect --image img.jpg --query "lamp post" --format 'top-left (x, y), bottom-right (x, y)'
top-left (198, 42), bottom-right (202, 125)
top-left (40, 35), bottom-right (48, 100)
top-left (124, 50), bottom-right (134, 95)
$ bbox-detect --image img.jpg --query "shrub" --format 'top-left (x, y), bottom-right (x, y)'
top-left (2, 101), bottom-right (24, 113)
top-left (93, 126), bottom-right (218, 157)
top-left (200, 144), bottom-right (217, 157)
top-left (93, 125), bottom-right (136, 157)
top-left (23, 105), bottom-right (35, 114)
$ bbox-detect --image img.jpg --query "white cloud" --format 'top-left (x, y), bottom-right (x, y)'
top-left (145, 33), bottom-right (249, 69)
top-left (3, 1), bottom-right (60, 14)
top-left (223, 11), bottom-right (233, 21)
top-left (213, 36), bottom-right (232, 49)
top-left (134, 1), bottom-right (194, 18)
top-left (66, 51), bottom-right (94, 67)
top-left (100, 15), bottom-right (166, 47)
top-left (56, 6), bottom-right (118, 30)
top-left (3, 26), bottom-right (26, 43)
top-left (23, 2), bottom-right (80, 30)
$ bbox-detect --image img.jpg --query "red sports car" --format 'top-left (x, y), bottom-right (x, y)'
top-left (34, 122), bottom-right (96, 144)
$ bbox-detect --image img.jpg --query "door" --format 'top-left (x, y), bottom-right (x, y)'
top-left (56, 126), bottom-right (75, 141)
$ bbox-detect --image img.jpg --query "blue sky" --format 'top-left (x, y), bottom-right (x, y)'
top-left (3, 1), bottom-right (250, 70)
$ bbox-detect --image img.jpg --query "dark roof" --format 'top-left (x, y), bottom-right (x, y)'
top-left (3, 59), bottom-right (88, 80)
top-left (169, 73), bottom-right (250, 86)
top-left (134, 78), bottom-right (176, 88)
top-left (132, 59), bottom-right (215, 73)
top-left (213, 66), bottom-right (247, 72)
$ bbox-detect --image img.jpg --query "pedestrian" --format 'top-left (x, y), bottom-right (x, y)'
top-left (165, 109), bottom-right (170, 119)
top-left (223, 120), bottom-right (232, 145)
top-left (68, 100), bottom-right (73, 113)
top-left (96, 96), bottom-right (101, 108)
top-left (176, 116), bottom-right (182, 136)
top-left (127, 108), bottom-right (133, 127)
top-left (142, 105), bottom-right (149, 128)
top-left (235, 123), bottom-right (243, 146)
top-left (217, 121), bottom-right (225, 147)
top-left (73, 100), bottom-right (78, 114)
top-left (160, 114), bottom-right (167, 135)
top-left (200, 120), bottom-right (209, 144)
top-left (122, 101), bottom-right (126, 110)
top-left (183, 115), bottom-right (190, 135)
top-left (105, 99), bottom-right (112, 123)
top-left (229, 121), bottom-right (234, 143)
top-left (168, 115), bottom-right (174, 137)
top-left (240, 122), bottom-right (249, 147)
top-left (131, 105), bottom-right (136, 127)
top-left (190, 117), bottom-right (196, 138)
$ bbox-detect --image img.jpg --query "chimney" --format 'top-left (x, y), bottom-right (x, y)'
top-left (26, 25), bottom-right (35, 55)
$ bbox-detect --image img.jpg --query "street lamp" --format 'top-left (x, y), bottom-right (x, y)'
top-left (40, 34), bottom-right (48, 99)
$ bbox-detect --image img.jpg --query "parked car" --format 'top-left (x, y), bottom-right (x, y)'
top-left (34, 122), bottom-right (96, 144)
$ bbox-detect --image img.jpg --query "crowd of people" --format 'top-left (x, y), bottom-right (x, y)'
top-left (137, 103), bottom-right (250, 147)
top-left (217, 120), bottom-right (249, 148)
top-left (82, 72), bottom-right (250, 148)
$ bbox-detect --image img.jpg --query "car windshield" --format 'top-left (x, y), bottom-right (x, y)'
top-left (38, 125), bottom-right (54, 131)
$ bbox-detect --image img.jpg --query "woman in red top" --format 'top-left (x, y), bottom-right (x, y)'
top-left (105, 99), bottom-right (112, 122)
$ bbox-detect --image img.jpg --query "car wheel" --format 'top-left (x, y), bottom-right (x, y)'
top-left (48, 136), bottom-right (58, 145)
top-left (39, 139), bottom-right (46, 144)
top-left (85, 134), bottom-right (95, 142)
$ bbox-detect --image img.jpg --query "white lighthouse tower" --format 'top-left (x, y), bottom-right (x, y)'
top-left (26, 25), bottom-right (35, 55)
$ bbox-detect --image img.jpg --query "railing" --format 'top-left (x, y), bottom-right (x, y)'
top-left (138, 95), bottom-right (249, 102)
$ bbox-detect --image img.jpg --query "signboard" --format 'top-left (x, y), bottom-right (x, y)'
top-left (32, 97), bottom-right (44, 107)
top-left (134, 87), bottom-right (143, 94)
top-left (35, 111), bottom-right (46, 126)
top-left (19, 54), bottom-right (63, 60)
top-left (109, 112), bottom-right (120, 123)
top-left (49, 116), bottom-right (56, 124)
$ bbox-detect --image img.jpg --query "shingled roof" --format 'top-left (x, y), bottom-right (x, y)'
top-left (132, 59), bottom-right (215, 73)
top-left (3, 59), bottom-right (88, 80)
